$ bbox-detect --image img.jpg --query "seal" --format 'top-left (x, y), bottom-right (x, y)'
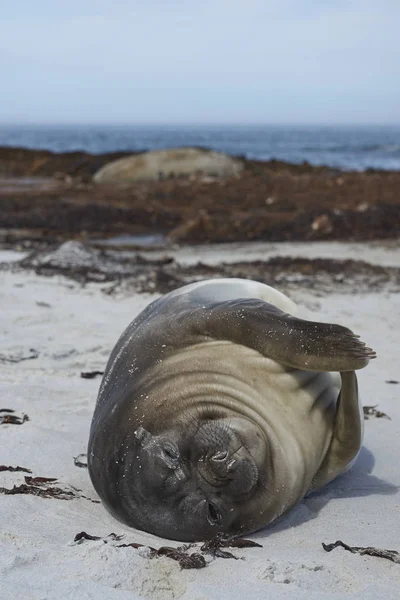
top-left (88, 278), bottom-right (376, 541)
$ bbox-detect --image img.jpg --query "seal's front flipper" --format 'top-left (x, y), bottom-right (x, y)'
top-left (196, 299), bottom-right (376, 372)
top-left (310, 371), bottom-right (362, 490)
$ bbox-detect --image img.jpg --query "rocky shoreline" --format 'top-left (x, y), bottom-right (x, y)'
top-left (1, 146), bottom-right (399, 247)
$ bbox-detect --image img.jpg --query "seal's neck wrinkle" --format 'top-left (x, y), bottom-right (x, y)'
top-left (138, 341), bottom-right (282, 431)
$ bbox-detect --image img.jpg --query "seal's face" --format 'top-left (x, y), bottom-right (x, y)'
top-left (121, 417), bottom-right (270, 541)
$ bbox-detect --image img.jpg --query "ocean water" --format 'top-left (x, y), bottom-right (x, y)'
top-left (1, 124), bottom-right (400, 171)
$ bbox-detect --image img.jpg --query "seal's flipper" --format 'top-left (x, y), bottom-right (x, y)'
top-left (310, 371), bottom-right (362, 490)
top-left (96, 295), bottom-right (375, 417)
top-left (193, 298), bottom-right (376, 372)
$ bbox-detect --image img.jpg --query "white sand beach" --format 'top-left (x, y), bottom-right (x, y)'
top-left (1, 242), bottom-right (399, 600)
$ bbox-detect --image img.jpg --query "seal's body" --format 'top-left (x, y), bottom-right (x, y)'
top-left (88, 279), bottom-right (375, 541)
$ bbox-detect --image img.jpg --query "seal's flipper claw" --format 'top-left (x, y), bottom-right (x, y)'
top-left (198, 299), bottom-right (376, 372)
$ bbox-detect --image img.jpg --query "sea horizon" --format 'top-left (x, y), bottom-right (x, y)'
top-left (1, 123), bottom-right (400, 171)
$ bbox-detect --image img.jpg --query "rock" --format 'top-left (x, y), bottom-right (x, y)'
top-left (23, 241), bottom-right (102, 270)
top-left (311, 214), bottom-right (333, 235)
top-left (93, 148), bottom-right (243, 184)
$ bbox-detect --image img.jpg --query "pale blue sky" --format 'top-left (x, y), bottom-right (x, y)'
top-left (1, 0), bottom-right (399, 124)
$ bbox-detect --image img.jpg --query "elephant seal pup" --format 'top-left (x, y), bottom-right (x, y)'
top-left (88, 278), bottom-right (375, 541)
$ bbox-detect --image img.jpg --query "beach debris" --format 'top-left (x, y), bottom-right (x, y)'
top-left (26, 476), bottom-right (58, 484)
top-left (200, 533), bottom-right (262, 559)
top-left (322, 540), bottom-right (400, 565)
top-left (0, 348), bottom-right (39, 363)
top-left (73, 454), bottom-right (88, 468)
top-left (0, 476), bottom-right (75, 500)
top-left (72, 531), bottom-right (262, 569)
top-left (80, 371), bottom-right (104, 379)
top-left (386, 379), bottom-right (399, 384)
top-left (74, 532), bottom-right (102, 543)
top-left (0, 409), bottom-right (30, 425)
top-left (73, 532), bottom-right (206, 569)
top-left (74, 531), bottom-right (125, 544)
top-left (107, 533), bottom-right (125, 541)
top-left (218, 536), bottom-right (263, 549)
top-left (118, 543), bottom-right (207, 569)
top-left (36, 301), bottom-right (51, 308)
top-left (363, 405), bottom-right (391, 420)
top-left (155, 547), bottom-right (206, 569)
top-left (0, 465), bottom-right (32, 473)
top-left (0, 474), bottom-right (100, 503)
top-left (11, 240), bottom-right (400, 296)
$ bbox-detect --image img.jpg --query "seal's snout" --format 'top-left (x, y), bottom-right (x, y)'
top-left (193, 419), bottom-right (259, 496)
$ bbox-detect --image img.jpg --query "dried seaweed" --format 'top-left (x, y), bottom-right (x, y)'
top-left (363, 405), bottom-right (391, 420)
top-left (11, 238), bottom-right (400, 295)
top-left (0, 474), bottom-right (99, 503)
top-left (225, 537), bottom-right (263, 549)
top-left (322, 540), bottom-right (400, 564)
top-left (74, 531), bottom-right (102, 543)
top-left (200, 533), bottom-right (261, 559)
top-left (73, 454), bottom-right (88, 468)
top-left (0, 482), bottom-right (74, 499)
top-left (118, 543), bottom-right (150, 550)
top-left (73, 531), bottom-right (126, 545)
top-left (0, 475), bottom-right (75, 500)
top-left (200, 538), bottom-right (236, 559)
top-left (156, 547), bottom-right (206, 569)
top-left (117, 533), bottom-right (262, 569)
top-left (0, 414), bottom-right (29, 425)
top-left (0, 409), bottom-right (29, 425)
top-left (85, 496), bottom-right (101, 504)
top-left (117, 542), bottom-right (207, 569)
top-left (72, 529), bottom-right (261, 570)
top-left (107, 533), bottom-right (125, 541)
top-left (25, 476), bottom-right (57, 484)
top-left (80, 371), bottom-right (104, 379)
top-left (0, 465), bottom-right (32, 473)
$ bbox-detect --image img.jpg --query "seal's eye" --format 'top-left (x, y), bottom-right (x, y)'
top-left (207, 502), bottom-right (221, 526)
top-left (162, 445), bottom-right (179, 461)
